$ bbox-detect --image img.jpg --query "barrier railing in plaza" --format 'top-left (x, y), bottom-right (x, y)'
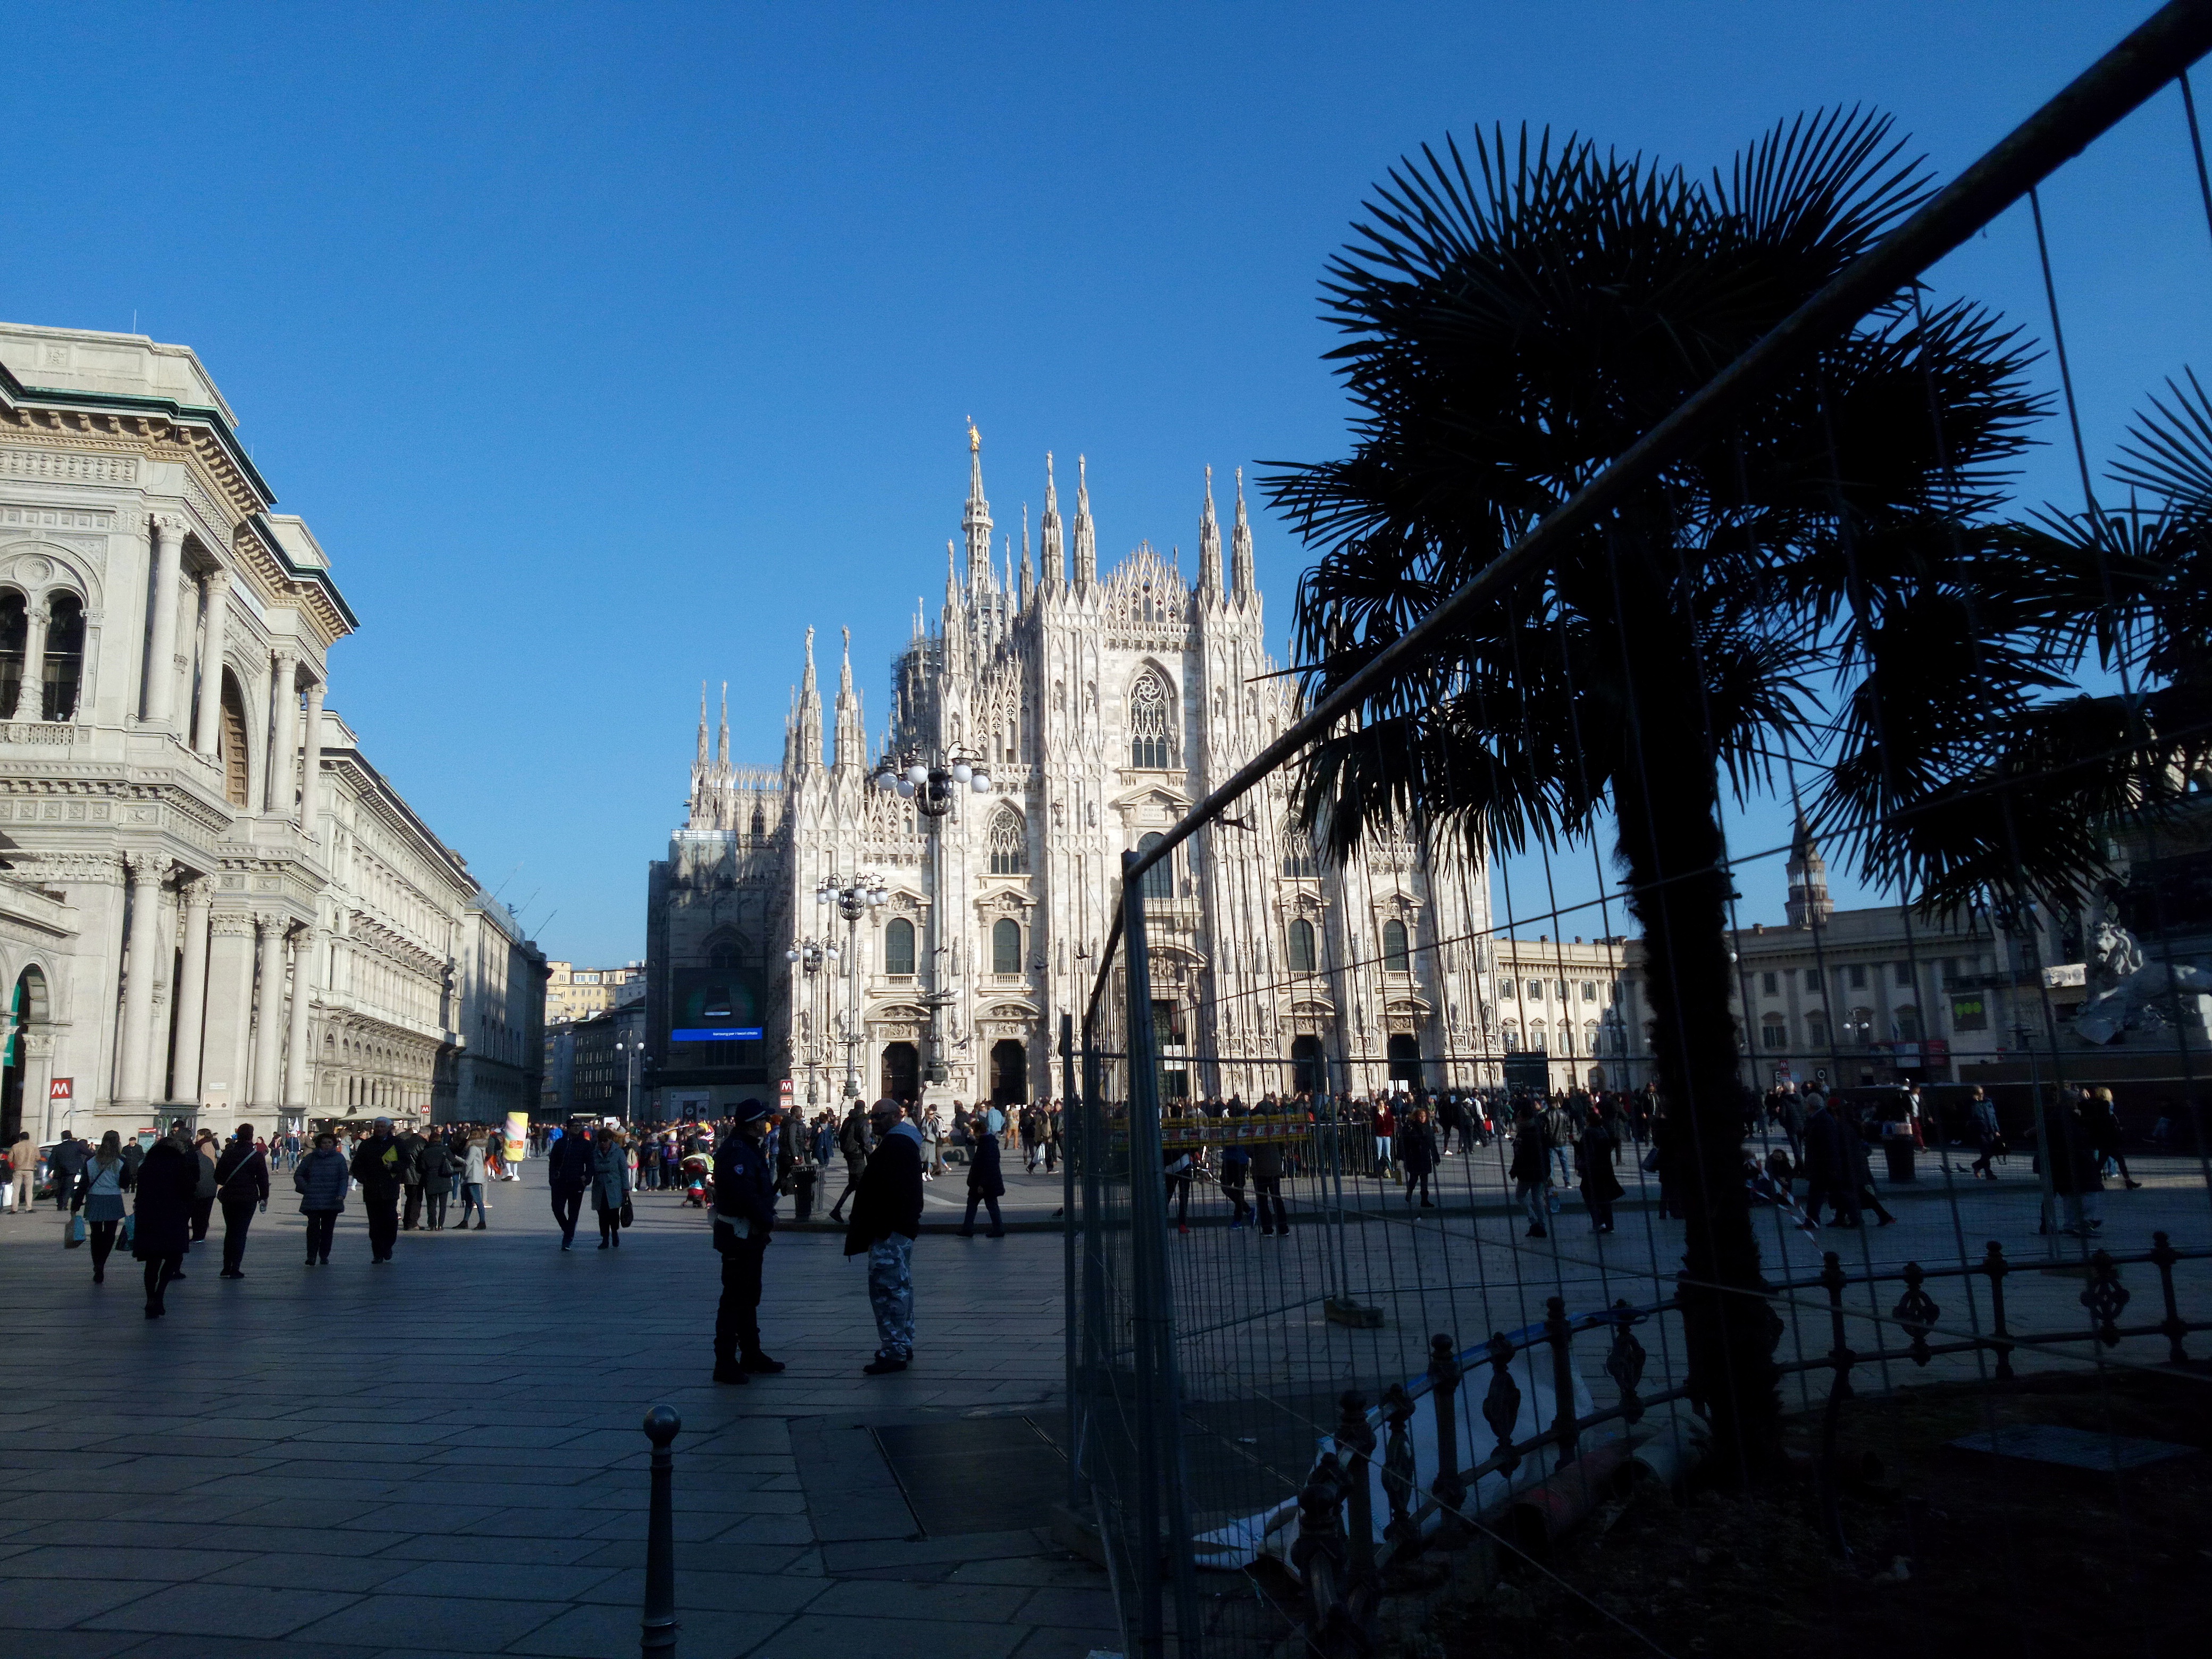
top-left (1066, 6), bottom-right (2212, 1655)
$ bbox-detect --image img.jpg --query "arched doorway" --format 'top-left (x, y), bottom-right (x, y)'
top-left (3, 966), bottom-right (49, 1143)
top-left (1289, 1034), bottom-right (1326, 1099)
top-left (879, 1042), bottom-right (918, 1104)
top-left (989, 1038), bottom-right (1027, 1107)
top-left (1387, 1033), bottom-right (1423, 1088)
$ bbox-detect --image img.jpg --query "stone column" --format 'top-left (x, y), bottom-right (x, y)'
top-left (298, 680), bottom-right (327, 839)
top-left (200, 914), bottom-right (257, 1112)
top-left (145, 516), bottom-right (186, 727)
top-left (8, 600), bottom-right (48, 722)
top-left (250, 917), bottom-right (289, 1108)
top-left (283, 925), bottom-right (320, 1112)
top-left (170, 881), bottom-right (214, 1106)
top-left (192, 568), bottom-right (231, 757)
top-left (266, 649), bottom-right (299, 817)
top-left (115, 858), bottom-right (166, 1106)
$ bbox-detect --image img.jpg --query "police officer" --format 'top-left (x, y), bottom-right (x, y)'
top-left (712, 1099), bottom-right (787, 1385)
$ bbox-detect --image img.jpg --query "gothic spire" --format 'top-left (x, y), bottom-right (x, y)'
top-left (834, 624), bottom-right (866, 770)
top-left (1197, 465), bottom-right (1223, 598)
top-left (963, 420), bottom-right (993, 598)
top-left (1019, 503), bottom-right (1034, 608)
top-left (1040, 451), bottom-right (1066, 591)
top-left (696, 682), bottom-right (709, 766)
top-left (1231, 465), bottom-right (1256, 602)
top-left (1073, 453), bottom-right (1097, 591)
top-left (794, 628), bottom-right (823, 768)
top-left (717, 681), bottom-right (731, 770)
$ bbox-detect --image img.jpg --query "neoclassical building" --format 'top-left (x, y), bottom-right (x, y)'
top-left (0, 322), bottom-right (542, 1146)
top-left (644, 433), bottom-right (1493, 1115)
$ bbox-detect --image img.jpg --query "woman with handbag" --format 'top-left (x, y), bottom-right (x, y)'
top-left (591, 1128), bottom-right (633, 1249)
top-left (72, 1132), bottom-right (133, 1283)
top-left (214, 1124), bottom-right (270, 1278)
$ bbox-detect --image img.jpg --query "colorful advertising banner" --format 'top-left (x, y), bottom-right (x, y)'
top-left (505, 1111), bottom-right (529, 1164)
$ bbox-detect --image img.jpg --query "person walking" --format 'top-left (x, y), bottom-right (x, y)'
top-left (350, 1117), bottom-right (405, 1263)
top-left (419, 1133), bottom-right (454, 1229)
top-left (213, 1124), bottom-right (270, 1278)
top-left (72, 1131), bottom-right (133, 1283)
top-left (1577, 1115), bottom-right (1623, 1234)
top-left (458, 1132), bottom-right (490, 1229)
top-left (711, 1100), bottom-right (786, 1384)
top-left (398, 1121), bottom-right (430, 1230)
top-left (295, 1130), bottom-right (349, 1263)
top-left (826, 1101), bottom-right (873, 1225)
top-left (6, 1128), bottom-right (34, 1216)
top-left (959, 1114), bottom-right (1006, 1238)
top-left (1510, 1101), bottom-right (1553, 1238)
top-left (50, 1133), bottom-right (88, 1213)
top-left (1220, 1100), bottom-right (1253, 1230)
top-left (132, 1125), bottom-right (197, 1318)
top-left (1967, 1087), bottom-right (2004, 1179)
top-left (1250, 1119), bottom-right (1290, 1236)
top-left (546, 1124), bottom-right (594, 1249)
top-left (1400, 1106), bottom-right (1440, 1209)
top-left (591, 1129), bottom-right (632, 1249)
top-left (843, 1097), bottom-right (924, 1375)
top-left (1800, 1091), bottom-right (1857, 1227)
top-left (188, 1129), bottom-right (220, 1244)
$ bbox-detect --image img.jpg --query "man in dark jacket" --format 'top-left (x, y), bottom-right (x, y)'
top-left (546, 1126), bottom-right (596, 1250)
top-left (959, 1118), bottom-right (1005, 1238)
top-left (844, 1097), bottom-right (924, 1374)
top-left (133, 1125), bottom-right (198, 1318)
top-left (50, 1134), bottom-right (89, 1211)
top-left (1800, 1092), bottom-right (1857, 1227)
top-left (826, 1103), bottom-right (874, 1225)
top-left (1399, 1107), bottom-right (1440, 1208)
top-left (350, 1117), bottom-right (405, 1263)
top-left (419, 1134), bottom-right (455, 1229)
top-left (214, 1124), bottom-right (270, 1278)
top-left (711, 1099), bottom-right (785, 1385)
top-left (397, 1124), bottom-right (429, 1230)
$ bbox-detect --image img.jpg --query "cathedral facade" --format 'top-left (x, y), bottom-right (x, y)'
top-left (643, 434), bottom-right (1493, 1117)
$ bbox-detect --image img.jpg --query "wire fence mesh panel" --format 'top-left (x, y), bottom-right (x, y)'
top-left (1064, 9), bottom-right (2212, 1656)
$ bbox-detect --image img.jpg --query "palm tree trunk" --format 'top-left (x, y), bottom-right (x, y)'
top-left (1611, 577), bottom-right (1781, 1484)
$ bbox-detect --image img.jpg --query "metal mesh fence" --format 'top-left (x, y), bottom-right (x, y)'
top-left (1066, 7), bottom-right (2212, 1655)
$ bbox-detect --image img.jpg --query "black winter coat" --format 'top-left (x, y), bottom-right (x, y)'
top-left (844, 1126), bottom-right (925, 1254)
top-left (966, 1131), bottom-right (1005, 1197)
top-left (131, 1139), bottom-right (198, 1259)
top-left (547, 1132), bottom-right (596, 1194)
top-left (351, 1134), bottom-right (405, 1199)
top-left (713, 1128), bottom-right (779, 1249)
top-left (214, 1142), bottom-right (270, 1205)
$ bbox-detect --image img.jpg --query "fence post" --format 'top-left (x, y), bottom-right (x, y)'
top-left (2081, 1250), bottom-right (2131, 1346)
top-left (1291, 1455), bottom-right (1350, 1653)
top-left (1481, 1331), bottom-right (1522, 1480)
top-left (1060, 1013), bottom-right (1080, 1512)
top-left (640, 1406), bottom-right (680, 1659)
top-left (1120, 851), bottom-right (1202, 1657)
top-left (1380, 1383), bottom-right (1419, 1551)
top-left (1428, 1333), bottom-right (1467, 1531)
top-left (1336, 1390), bottom-right (1377, 1594)
top-left (1981, 1241), bottom-right (2015, 1381)
top-left (1816, 1254), bottom-right (1854, 1560)
top-left (1603, 1301), bottom-right (1648, 1426)
top-left (1544, 1297), bottom-right (1578, 1469)
top-left (2149, 1231), bottom-right (2187, 1364)
top-left (1892, 1262), bottom-right (1939, 1368)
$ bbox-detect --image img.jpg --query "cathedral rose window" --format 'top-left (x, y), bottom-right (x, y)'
top-left (1129, 669), bottom-right (1176, 769)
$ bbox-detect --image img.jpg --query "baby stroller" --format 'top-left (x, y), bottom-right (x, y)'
top-left (681, 1152), bottom-right (714, 1209)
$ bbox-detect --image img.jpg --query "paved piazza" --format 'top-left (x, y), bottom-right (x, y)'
top-left (3, 1149), bottom-right (2207, 1658)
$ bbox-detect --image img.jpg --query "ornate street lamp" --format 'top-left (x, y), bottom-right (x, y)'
top-left (873, 746), bottom-right (993, 817)
top-left (815, 871), bottom-right (887, 1098)
top-left (785, 936), bottom-right (840, 1103)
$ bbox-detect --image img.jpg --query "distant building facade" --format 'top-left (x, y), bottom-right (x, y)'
top-left (544, 960), bottom-right (644, 1025)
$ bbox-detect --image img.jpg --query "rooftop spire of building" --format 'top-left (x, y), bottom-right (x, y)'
top-left (794, 629), bottom-right (822, 768)
top-left (1231, 465), bottom-right (1256, 601)
top-left (1019, 502), bottom-right (1034, 607)
top-left (1785, 810), bottom-right (1833, 928)
top-left (834, 623), bottom-right (865, 770)
top-left (696, 681), bottom-right (709, 767)
top-left (1197, 465), bottom-right (1223, 598)
top-left (717, 681), bottom-right (731, 769)
top-left (1073, 453), bottom-right (1097, 590)
top-left (963, 420), bottom-right (993, 598)
top-left (1040, 451), bottom-right (1066, 591)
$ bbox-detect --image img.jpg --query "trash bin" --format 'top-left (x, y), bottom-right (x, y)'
top-left (1883, 1133), bottom-right (1917, 1184)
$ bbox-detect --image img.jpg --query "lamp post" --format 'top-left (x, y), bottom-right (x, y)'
top-left (784, 936), bottom-right (840, 1105)
top-left (816, 871), bottom-right (890, 1100)
top-left (873, 747), bottom-right (992, 1086)
top-left (613, 1038), bottom-right (638, 1122)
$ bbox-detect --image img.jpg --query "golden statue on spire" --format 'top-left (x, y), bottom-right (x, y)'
top-left (968, 418), bottom-right (980, 454)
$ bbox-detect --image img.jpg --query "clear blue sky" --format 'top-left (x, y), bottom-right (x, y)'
top-left (6, 3), bottom-right (2206, 961)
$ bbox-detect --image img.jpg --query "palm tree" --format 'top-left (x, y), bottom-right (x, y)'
top-left (1264, 115), bottom-right (2058, 1479)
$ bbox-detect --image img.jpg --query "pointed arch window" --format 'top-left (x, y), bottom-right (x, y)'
top-left (992, 917), bottom-right (1021, 975)
top-left (1281, 819), bottom-right (1318, 879)
top-left (988, 806), bottom-right (1028, 875)
top-left (1286, 917), bottom-right (1317, 974)
top-left (1135, 831), bottom-right (1173, 902)
top-left (884, 916), bottom-right (916, 976)
top-left (1129, 669), bottom-right (1176, 769)
top-left (1381, 918), bottom-right (1411, 974)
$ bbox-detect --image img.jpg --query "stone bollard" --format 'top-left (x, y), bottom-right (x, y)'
top-left (641, 1405), bottom-right (681, 1658)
